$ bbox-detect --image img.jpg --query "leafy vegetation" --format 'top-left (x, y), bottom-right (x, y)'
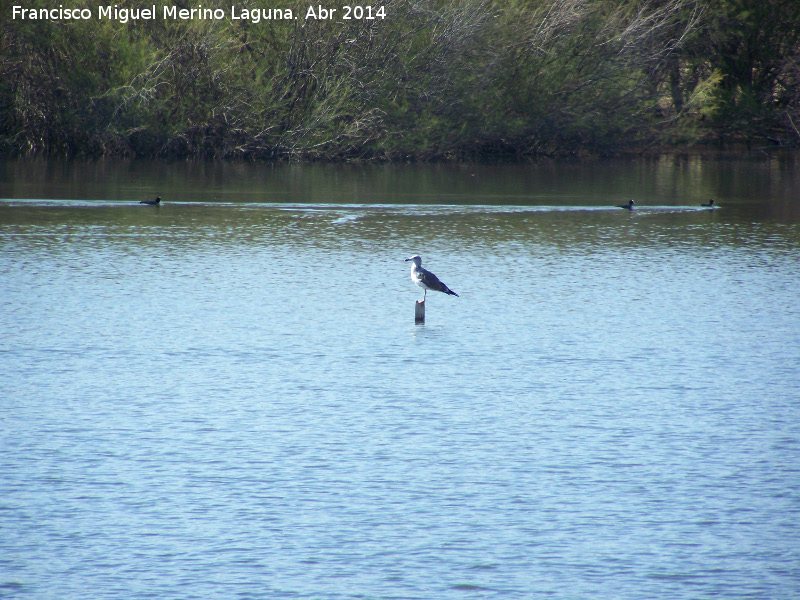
top-left (2, 0), bottom-right (799, 160)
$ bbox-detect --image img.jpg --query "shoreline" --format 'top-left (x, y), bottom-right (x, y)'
top-left (2, 144), bottom-right (797, 164)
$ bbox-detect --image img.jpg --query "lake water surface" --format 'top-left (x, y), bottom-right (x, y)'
top-left (2, 158), bottom-right (799, 599)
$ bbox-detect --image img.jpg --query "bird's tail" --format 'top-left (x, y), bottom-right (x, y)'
top-left (446, 288), bottom-right (459, 297)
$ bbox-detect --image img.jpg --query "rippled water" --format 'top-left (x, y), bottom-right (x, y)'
top-left (1, 159), bottom-right (799, 599)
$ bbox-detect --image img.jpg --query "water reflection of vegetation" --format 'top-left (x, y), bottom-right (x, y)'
top-left (3, 157), bottom-right (799, 210)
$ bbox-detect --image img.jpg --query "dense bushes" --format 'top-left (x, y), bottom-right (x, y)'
top-left (2, 0), bottom-right (799, 160)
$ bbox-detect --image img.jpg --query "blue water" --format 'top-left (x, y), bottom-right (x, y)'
top-left (1, 160), bottom-right (800, 599)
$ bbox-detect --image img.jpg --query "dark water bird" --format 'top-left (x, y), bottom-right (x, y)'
top-left (617, 199), bottom-right (635, 210)
top-left (405, 255), bottom-right (459, 301)
top-left (140, 196), bottom-right (161, 205)
top-left (701, 199), bottom-right (716, 208)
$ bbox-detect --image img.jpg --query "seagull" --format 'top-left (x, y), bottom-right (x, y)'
top-left (405, 255), bottom-right (458, 301)
top-left (617, 199), bottom-right (635, 210)
top-left (701, 199), bottom-right (715, 208)
top-left (140, 196), bottom-right (161, 205)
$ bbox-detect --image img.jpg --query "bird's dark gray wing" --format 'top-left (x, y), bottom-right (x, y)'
top-left (420, 267), bottom-right (459, 296)
top-left (418, 268), bottom-right (445, 291)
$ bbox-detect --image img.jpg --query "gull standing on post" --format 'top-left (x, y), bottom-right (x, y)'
top-left (405, 255), bottom-right (459, 301)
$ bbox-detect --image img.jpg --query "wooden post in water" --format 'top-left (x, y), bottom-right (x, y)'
top-left (415, 300), bottom-right (425, 323)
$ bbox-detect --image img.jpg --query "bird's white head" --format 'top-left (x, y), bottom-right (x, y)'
top-left (405, 255), bottom-right (422, 267)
